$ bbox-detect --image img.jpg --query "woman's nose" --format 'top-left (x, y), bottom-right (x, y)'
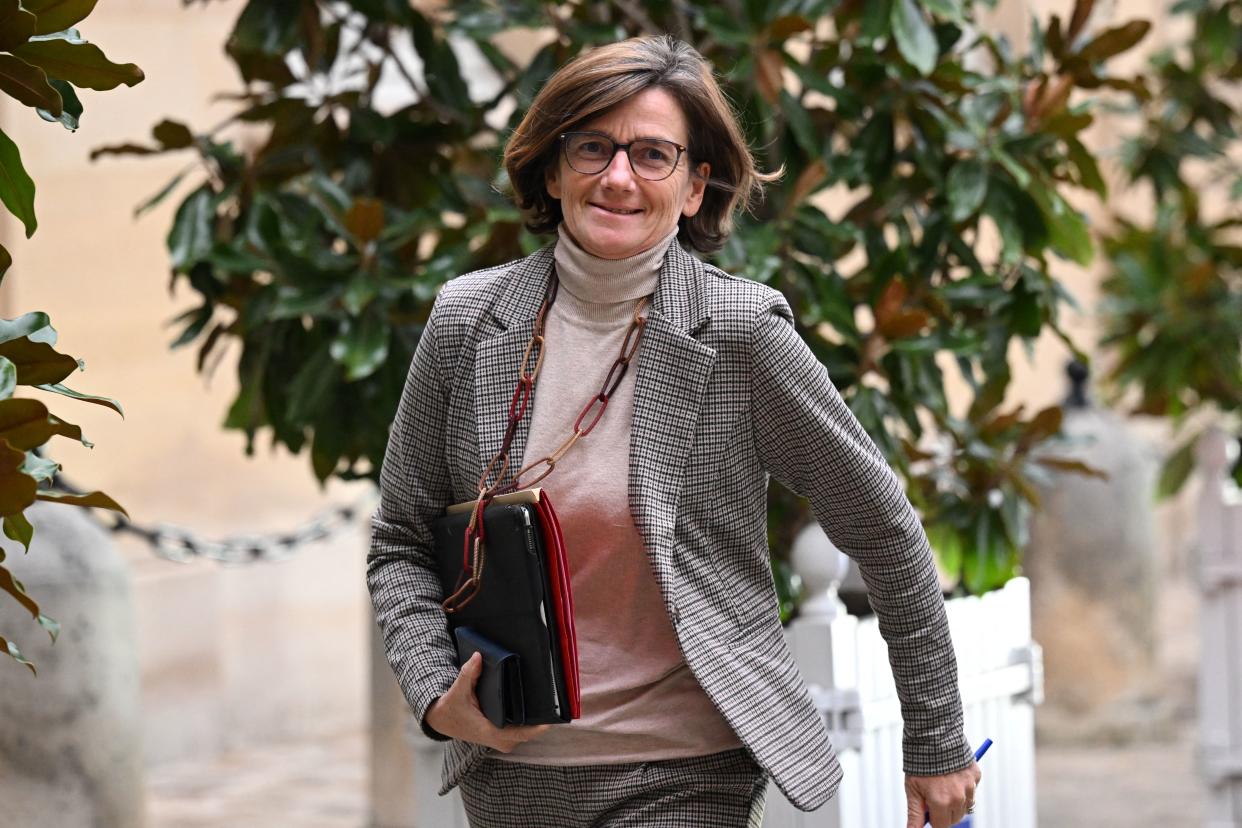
top-left (600, 148), bottom-right (637, 189)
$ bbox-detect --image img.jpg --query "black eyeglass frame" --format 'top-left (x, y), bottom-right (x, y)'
top-left (558, 131), bottom-right (689, 181)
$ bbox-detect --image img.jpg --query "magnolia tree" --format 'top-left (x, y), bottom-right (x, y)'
top-left (0, 1), bottom-right (139, 672)
top-left (1099, 0), bottom-right (1242, 495)
top-left (100, 0), bottom-right (1149, 609)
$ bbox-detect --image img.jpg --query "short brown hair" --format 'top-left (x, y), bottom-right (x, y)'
top-left (503, 36), bottom-right (777, 254)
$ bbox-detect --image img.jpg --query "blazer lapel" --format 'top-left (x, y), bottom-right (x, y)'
top-left (473, 248), bottom-right (555, 486)
top-left (629, 242), bottom-right (716, 584)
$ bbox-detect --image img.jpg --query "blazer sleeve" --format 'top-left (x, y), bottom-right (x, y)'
top-left (367, 299), bottom-right (458, 741)
top-left (749, 293), bottom-right (974, 777)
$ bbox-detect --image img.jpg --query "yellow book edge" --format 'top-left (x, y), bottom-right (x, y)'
top-left (444, 487), bottom-right (543, 515)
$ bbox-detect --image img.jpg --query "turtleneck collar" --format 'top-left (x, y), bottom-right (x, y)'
top-left (553, 224), bottom-right (677, 308)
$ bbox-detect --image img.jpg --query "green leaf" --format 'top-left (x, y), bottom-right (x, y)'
top-left (286, 343), bottom-right (337, 423)
top-left (780, 89), bottom-right (820, 158)
top-left (1, 631), bottom-right (36, 675)
top-left (0, 125), bottom-right (37, 238)
top-left (1066, 136), bottom-right (1106, 197)
top-left (1157, 434), bottom-right (1197, 499)
top-left (36, 612), bottom-right (58, 641)
top-left (861, 0), bottom-right (894, 42)
top-left (1077, 20), bottom-right (1151, 63)
top-left (1035, 456), bottom-right (1109, 479)
top-left (22, 0), bottom-right (98, 36)
top-left (1036, 189), bottom-right (1093, 265)
top-left (2, 510), bottom-right (31, 551)
top-left (36, 78), bottom-right (81, 130)
top-left (0, 0), bottom-right (37, 51)
top-left (982, 183), bottom-right (1024, 266)
top-left (152, 118), bottom-right (194, 150)
top-left (88, 141), bottom-right (161, 161)
top-left (927, 521), bottom-right (965, 583)
top-left (947, 158), bottom-right (988, 221)
top-left (0, 440), bottom-right (36, 518)
top-left (921, 0), bottom-right (964, 22)
top-left (891, 0), bottom-right (939, 76)
top-left (12, 38), bottom-right (144, 91)
top-left (990, 147), bottom-right (1031, 189)
top-left (0, 312), bottom-right (53, 346)
top-left (35, 488), bottom-right (127, 517)
top-left (0, 556), bottom-right (37, 618)
top-left (168, 303), bottom-right (212, 349)
top-left (46, 413), bottom-right (90, 447)
top-left (34, 383), bottom-right (123, 416)
top-left (1011, 285), bottom-right (1042, 337)
top-left (0, 337), bottom-right (77, 385)
top-left (342, 274), bottom-right (377, 316)
top-left (20, 450), bottom-right (58, 483)
top-left (133, 171), bottom-right (186, 219)
top-left (0, 53), bottom-right (62, 115)
top-left (167, 185), bottom-right (215, 271)
top-left (0, 398), bottom-right (54, 450)
top-left (227, 0), bottom-right (301, 57)
top-left (0, 356), bottom-right (14, 399)
top-left (329, 313), bottom-right (388, 381)
top-left (29, 27), bottom-right (84, 45)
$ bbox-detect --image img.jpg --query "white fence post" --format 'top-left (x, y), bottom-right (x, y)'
top-left (767, 525), bottom-right (1042, 828)
top-left (1195, 427), bottom-right (1242, 828)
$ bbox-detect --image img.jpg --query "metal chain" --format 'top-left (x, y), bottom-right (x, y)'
top-left (55, 473), bottom-right (377, 565)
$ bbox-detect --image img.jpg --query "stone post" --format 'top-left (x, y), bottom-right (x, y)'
top-left (0, 502), bottom-right (144, 827)
top-left (369, 617), bottom-right (468, 828)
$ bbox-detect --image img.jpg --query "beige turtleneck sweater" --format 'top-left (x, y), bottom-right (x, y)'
top-left (496, 225), bottom-right (742, 765)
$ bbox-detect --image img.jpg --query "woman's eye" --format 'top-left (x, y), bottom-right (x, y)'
top-left (580, 141), bottom-right (606, 154)
top-left (643, 148), bottom-right (670, 162)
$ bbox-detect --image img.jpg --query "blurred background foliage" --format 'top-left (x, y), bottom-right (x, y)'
top-left (0, 0), bottom-right (137, 671)
top-left (97, 0), bottom-right (1160, 606)
top-left (1099, 0), bottom-right (1242, 497)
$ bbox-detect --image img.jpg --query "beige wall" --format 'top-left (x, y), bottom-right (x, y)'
top-left (0, 0), bottom-right (1202, 766)
top-left (0, 2), bottom-right (372, 764)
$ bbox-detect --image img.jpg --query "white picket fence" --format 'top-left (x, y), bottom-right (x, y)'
top-left (1197, 428), bottom-right (1242, 828)
top-left (764, 577), bottom-right (1041, 828)
top-left (399, 577), bottom-right (1041, 828)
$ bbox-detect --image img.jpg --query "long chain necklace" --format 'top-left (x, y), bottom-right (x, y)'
top-left (442, 264), bottom-right (649, 612)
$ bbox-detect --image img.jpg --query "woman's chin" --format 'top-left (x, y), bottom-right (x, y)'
top-left (577, 228), bottom-right (651, 259)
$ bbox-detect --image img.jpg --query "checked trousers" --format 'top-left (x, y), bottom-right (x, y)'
top-left (457, 747), bottom-right (769, 828)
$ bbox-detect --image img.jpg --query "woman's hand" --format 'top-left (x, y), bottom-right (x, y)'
top-left (904, 761), bottom-right (981, 828)
top-left (424, 651), bottom-right (552, 752)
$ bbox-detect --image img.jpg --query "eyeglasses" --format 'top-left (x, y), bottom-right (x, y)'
top-left (559, 131), bottom-right (687, 181)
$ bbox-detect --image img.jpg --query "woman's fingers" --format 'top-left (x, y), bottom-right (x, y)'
top-left (427, 653), bottom-right (553, 751)
top-left (490, 724), bottom-right (552, 752)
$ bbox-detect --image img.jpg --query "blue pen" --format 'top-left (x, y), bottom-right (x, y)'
top-left (923, 739), bottom-right (993, 827)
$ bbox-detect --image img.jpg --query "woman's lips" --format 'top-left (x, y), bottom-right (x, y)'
top-left (590, 203), bottom-right (643, 216)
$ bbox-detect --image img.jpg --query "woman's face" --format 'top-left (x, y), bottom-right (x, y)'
top-left (545, 87), bottom-right (710, 260)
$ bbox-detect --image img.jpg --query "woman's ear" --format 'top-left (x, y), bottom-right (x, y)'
top-left (681, 162), bottom-right (710, 218)
top-left (545, 164), bottom-right (562, 200)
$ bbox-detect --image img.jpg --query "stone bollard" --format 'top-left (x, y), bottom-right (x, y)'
top-left (369, 622), bottom-right (419, 827)
top-left (0, 501), bottom-right (144, 827)
top-left (369, 618), bottom-right (469, 828)
top-left (1026, 362), bottom-right (1161, 741)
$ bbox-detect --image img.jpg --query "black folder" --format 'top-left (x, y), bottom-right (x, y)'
top-left (433, 497), bottom-right (572, 725)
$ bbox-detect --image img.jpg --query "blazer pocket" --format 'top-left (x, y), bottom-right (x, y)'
top-left (706, 547), bottom-right (781, 644)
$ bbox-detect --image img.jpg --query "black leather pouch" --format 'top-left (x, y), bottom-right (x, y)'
top-left (454, 626), bottom-right (525, 728)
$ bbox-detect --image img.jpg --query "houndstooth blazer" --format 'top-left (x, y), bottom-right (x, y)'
top-left (368, 239), bottom-right (973, 811)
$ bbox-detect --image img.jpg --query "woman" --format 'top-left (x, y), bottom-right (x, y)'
top-left (369, 35), bottom-right (980, 828)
